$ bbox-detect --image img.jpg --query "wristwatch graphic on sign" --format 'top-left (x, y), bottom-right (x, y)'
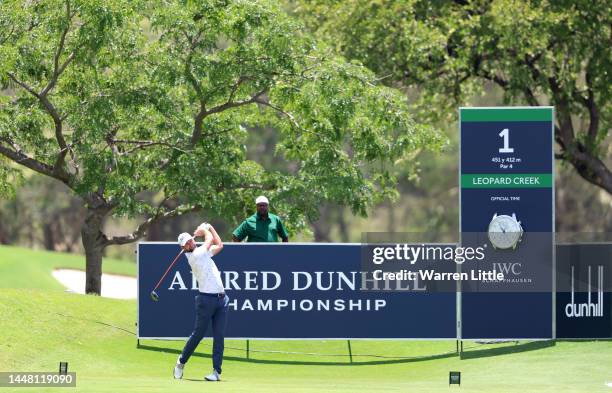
top-left (487, 213), bottom-right (523, 250)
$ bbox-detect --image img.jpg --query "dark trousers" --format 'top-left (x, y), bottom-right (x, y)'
top-left (179, 293), bottom-right (229, 374)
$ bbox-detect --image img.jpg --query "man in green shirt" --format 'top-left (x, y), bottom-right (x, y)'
top-left (232, 196), bottom-right (289, 242)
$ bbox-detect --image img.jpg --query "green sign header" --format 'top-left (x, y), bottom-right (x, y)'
top-left (460, 108), bottom-right (553, 122)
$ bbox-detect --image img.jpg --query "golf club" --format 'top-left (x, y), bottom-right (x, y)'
top-left (150, 249), bottom-right (184, 301)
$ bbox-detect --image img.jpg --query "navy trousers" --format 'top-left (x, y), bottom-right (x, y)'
top-left (179, 293), bottom-right (229, 374)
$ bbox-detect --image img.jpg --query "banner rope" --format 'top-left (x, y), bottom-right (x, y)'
top-left (54, 312), bottom-right (507, 359)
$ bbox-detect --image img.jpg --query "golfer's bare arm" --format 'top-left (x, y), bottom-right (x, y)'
top-left (208, 225), bottom-right (223, 256)
top-left (194, 225), bottom-right (214, 249)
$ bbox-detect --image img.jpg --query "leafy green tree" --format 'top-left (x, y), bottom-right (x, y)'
top-left (294, 0), bottom-right (611, 193)
top-left (0, 0), bottom-right (443, 294)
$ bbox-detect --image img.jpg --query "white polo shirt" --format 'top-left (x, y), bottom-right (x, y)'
top-left (185, 246), bottom-right (224, 294)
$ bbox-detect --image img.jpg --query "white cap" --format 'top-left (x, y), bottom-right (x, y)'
top-left (255, 195), bottom-right (269, 205)
top-left (177, 232), bottom-right (193, 247)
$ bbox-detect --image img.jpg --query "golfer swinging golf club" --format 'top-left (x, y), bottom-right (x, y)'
top-left (173, 222), bottom-right (228, 382)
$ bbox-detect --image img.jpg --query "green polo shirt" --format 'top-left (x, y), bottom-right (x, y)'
top-left (232, 213), bottom-right (288, 242)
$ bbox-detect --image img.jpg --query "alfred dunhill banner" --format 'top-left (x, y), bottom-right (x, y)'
top-left (137, 243), bottom-right (457, 339)
top-left (138, 242), bottom-right (612, 340)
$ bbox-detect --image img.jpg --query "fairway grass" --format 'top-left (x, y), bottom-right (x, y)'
top-left (1, 248), bottom-right (611, 392)
top-left (1, 289), bottom-right (611, 393)
top-left (0, 245), bottom-right (135, 290)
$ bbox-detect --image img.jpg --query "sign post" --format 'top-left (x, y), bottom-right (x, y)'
top-left (459, 107), bottom-right (555, 339)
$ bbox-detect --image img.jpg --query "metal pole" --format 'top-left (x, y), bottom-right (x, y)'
top-left (347, 340), bottom-right (353, 364)
top-left (246, 340), bottom-right (250, 360)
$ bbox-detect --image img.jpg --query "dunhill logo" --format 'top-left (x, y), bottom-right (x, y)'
top-left (565, 265), bottom-right (604, 318)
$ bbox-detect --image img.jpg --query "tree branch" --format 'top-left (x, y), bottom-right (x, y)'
top-left (551, 89), bottom-right (576, 149)
top-left (7, 14), bottom-right (75, 180)
top-left (40, 1), bottom-right (76, 177)
top-left (183, 32), bottom-right (207, 145)
top-left (477, 68), bottom-right (509, 88)
top-left (3, 74), bottom-right (73, 182)
top-left (522, 87), bottom-right (541, 107)
top-left (475, 50), bottom-right (611, 194)
top-left (555, 127), bottom-right (566, 151)
top-left (40, 0), bottom-right (75, 97)
top-left (567, 148), bottom-right (612, 194)
top-left (201, 127), bottom-right (234, 139)
top-left (204, 89), bottom-right (267, 117)
top-left (583, 67), bottom-right (599, 144)
top-left (104, 204), bottom-right (202, 245)
top-left (253, 98), bottom-right (303, 131)
top-left (103, 178), bottom-right (279, 246)
top-left (253, 97), bottom-right (330, 140)
top-left (185, 89), bottom-right (267, 146)
top-left (191, 106), bottom-right (206, 145)
top-left (184, 53), bottom-right (204, 101)
top-left (114, 139), bottom-right (189, 155)
top-left (227, 76), bottom-right (247, 104)
top-left (0, 24), bottom-right (16, 45)
top-left (0, 138), bottom-right (60, 180)
top-left (104, 130), bottom-right (120, 173)
top-left (7, 72), bottom-right (39, 97)
top-left (519, 53), bottom-right (609, 193)
top-left (190, 77), bottom-right (252, 145)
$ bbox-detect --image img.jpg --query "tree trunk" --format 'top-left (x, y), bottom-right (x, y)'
top-left (387, 202), bottom-right (396, 233)
top-left (336, 207), bottom-right (349, 243)
top-left (568, 149), bottom-right (612, 195)
top-left (42, 221), bottom-right (56, 251)
top-left (0, 214), bottom-right (8, 244)
top-left (81, 208), bottom-right (107, 295)
top-left (555, 103), bottom-right (611, 195)
top-left (312, 205), bottom-right (331, 242)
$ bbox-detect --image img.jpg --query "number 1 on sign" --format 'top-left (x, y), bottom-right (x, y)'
top-left (499, 128), bottom-right (514, 153)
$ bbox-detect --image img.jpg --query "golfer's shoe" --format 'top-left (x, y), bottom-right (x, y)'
top-left (205, 370), bottom-right (220, 381)
top-left (173, 357), bottom-right (184, 379)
